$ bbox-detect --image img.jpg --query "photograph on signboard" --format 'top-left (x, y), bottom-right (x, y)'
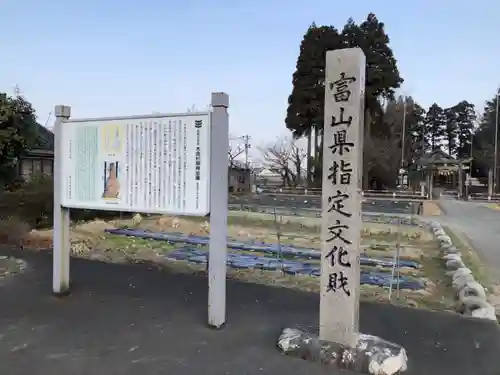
top-left (103, 124), bottom-right (123, 154)
top-left (102, 161), bottom-right (121, 200)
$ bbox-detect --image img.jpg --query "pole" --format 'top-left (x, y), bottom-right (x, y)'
top-left (401, 98), bottom-right (406, 169)
top-left (400, 98), bottom-right (407, 187)
top-left (208, 92), bottom-right (230, 328)
top-left (243, 134), bottom-right (251, 169)
top-left (243, 134), bottom-right (251, 191)
top-left (494, 91), bottom-right (499, 194)
top-left (53, 105), bottom-right (72, 295)
top-left (470, 131), bottom-right (473, 159)
top-left (470, 130), bottom-right (474, 177)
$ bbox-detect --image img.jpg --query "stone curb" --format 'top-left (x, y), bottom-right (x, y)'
top-left (427, 220), bottom-right (497, 322)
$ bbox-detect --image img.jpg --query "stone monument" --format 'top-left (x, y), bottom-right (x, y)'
top-left (276, 48), bottom-right (408, 375)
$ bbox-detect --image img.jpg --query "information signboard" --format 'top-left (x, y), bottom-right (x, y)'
top-left (59, 113), bottom-right (211, 216)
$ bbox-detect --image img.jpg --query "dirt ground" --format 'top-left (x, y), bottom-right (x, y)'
top-left (9, 213), bottom-right (455, 312)
top-left (486, 203), bottom-right (500, 211)
top-left (422, 201), bottom-right (442, 216)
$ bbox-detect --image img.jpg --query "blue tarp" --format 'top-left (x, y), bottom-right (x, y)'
top-left (104, 228), bottom-right (425, 290)
top-left (165, 246), bottom-right (424, 290)
top-left (105, 228), bottom-right (420, 269)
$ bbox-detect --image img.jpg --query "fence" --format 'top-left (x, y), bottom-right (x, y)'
top-left (256, 187), bottom-right (428, 200)
top-left (465, 193), bottom-right (500, 202)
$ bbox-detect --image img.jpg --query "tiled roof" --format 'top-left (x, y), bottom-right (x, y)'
top-left (33, 124), bottom-right (54, 151)
top-left (229, 159), bottom-right (249, 170)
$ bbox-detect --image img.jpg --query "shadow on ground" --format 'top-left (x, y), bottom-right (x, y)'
top-left (0, 248), bottom-right (499, 375)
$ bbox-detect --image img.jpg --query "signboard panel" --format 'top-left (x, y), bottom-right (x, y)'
top-left (60, 113), bottom-right (211, 216)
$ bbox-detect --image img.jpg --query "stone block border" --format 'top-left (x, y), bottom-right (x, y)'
top-left (428, 220), bottom-right (497, 321)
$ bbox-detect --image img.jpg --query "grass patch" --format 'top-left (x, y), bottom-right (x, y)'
top-left (441, 225), bottom-right (491, 289)
top-left (19, 214), bottom-right (457, 312)
top-left (88, 231), bottom-right (453, 312)
top-left (212, 213), bottom-right (427, 244)
top-left (95, 234), bottom-right (177, 254)
top-left (220, 212), bottom-right (322, 233)
top-left (418, 244), bottom-right (456, 310)
top-left (486, 203), bottom-right (500, 211)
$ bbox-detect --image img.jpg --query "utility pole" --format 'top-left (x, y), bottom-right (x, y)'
top-left (13, 85), bottom-right (21, 113)
top-left (399, 97), bottom-right (407, 188)
top-left (401, 98), bottom-right (407, 169)
top-left (242, 134), bottom-right (251, 169)
top-left (494, 90), bottom-right (499, 194)
top-left (229, 134), bottom-right (252, 169)
top-left (470, 125), bottom-right (475, 159)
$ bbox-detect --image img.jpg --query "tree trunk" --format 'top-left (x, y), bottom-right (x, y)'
top-left (314, 127), bottom-right (319, 159)
top-left (363, 109), bottom-right (371, 190)
top-left (314, 127), bottom-right (320, 187)
top-left (295, 157), bottom-right (302, 186)
top-left (306, 131), bottom-right (312, 188)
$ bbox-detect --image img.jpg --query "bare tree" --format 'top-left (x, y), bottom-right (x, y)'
top-left (258, 137), bottom-right (306, 187)
top-left (290, 141), bottom-right (307, 185)
top-left (228, 144), bottom-right (244, 167)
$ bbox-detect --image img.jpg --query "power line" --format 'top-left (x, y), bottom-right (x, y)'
top-left (44, 112), bottom-right (53, 129)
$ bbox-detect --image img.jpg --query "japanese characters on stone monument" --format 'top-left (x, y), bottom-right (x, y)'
top-left (320, 48), bottom-right (366, 347)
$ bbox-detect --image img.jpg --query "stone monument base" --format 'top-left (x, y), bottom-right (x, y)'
top-left (277, 327), bottom-right (407, 375)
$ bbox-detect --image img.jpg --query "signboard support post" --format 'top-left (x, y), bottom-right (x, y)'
top-left (53, 105), bottom-right (72, 295)
top-left (208, 92), bottom-right (229, 328)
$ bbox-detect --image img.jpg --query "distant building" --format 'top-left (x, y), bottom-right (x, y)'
top-left (228, 160), bottom-right (251, 193)
top-left (16, 126), bottom-right (253, 194)
top-left (254, 167), bottom-right (282, 187)
top-left (17, 124), bottom-right (54, 180)
top-left (414, 149), bottom-right (472, 197)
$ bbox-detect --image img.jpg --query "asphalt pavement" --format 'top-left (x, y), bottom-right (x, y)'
top-left (436, 198), bottom-right (500, 282)
top-left (1, 248), bottom-right (500, 375)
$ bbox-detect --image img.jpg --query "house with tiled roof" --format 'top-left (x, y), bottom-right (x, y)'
top-left (17, 124), bottom-right (55, 179)
top-left (17, 124), bottom-right (254, 193)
